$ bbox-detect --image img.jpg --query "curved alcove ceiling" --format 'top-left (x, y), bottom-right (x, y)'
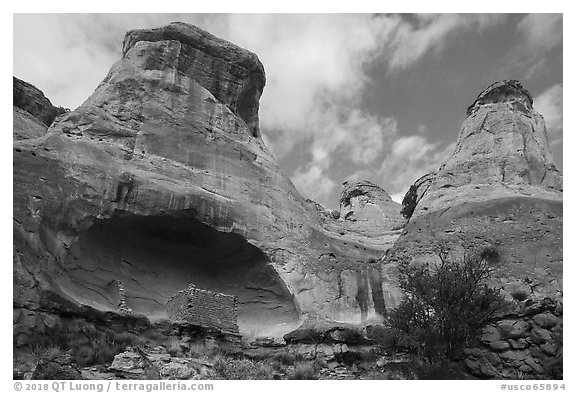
top-left (56, 214), bottom-right (300, 336)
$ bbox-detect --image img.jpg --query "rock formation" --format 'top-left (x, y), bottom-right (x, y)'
top-left (339, 180), bottom-right (404, 233)
top-left (13, 77), bottom-right (67, 140)
top-left (390, 80), bottom-right (563, 378)
top-left (13, 23), bottom-right (399, 347)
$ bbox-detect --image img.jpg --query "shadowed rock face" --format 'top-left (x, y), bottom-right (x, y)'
top-left (13, 23), bottom-right (398, 341)
top-left (13, 77), bottom-right (67, 140)
top-left (389, 80), bottom-right (562, 378)
top-left (60, 215), bottom-right (299, 332)
top-left (466, 80), bottom-right (534, 117)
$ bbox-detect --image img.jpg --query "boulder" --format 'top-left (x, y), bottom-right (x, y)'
top-left (283, 328), bottom-right (322, 344)
top-left (530, 326), bottom-right (552, 345)
top-left (480, 325), bottom-right (502, 344)
top-left (487, 340), bottom-right (510, 352)
top-left (497, 320), bottom-right (530, 339)
top-left (109, 347), bottom-right (160, 379)
top-left (532, 313), bottom-right (559, 329)
top-left (524, 357), bottom-right (544, 374)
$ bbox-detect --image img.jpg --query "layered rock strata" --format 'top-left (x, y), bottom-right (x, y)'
top-left (390, 80), bottom-right (563, 378)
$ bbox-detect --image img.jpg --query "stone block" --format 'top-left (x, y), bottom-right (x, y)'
top-left (533, 313), bottom-right (559, 329)
top-left (529, 346), bottom-right (551, 363)
top-left (540, 342), bottom-right (558, 357)
top-left (498, 320), bottom-right (530, 339)
top-left (524, 357), bottom-right (544, 374)
top-left (316, 344), bottom-right (335, 360)
top-left (485, 353), bottom-right (501, 365)
top-left (480, 325), bottom-right (501, 343)
top-left (500, 350), bottom-right (522, 362)
top-left (508, 338), bottom-right (529, 349)
top-left (488, 340), bottom-right (510, 352)
top-left (530, 326), bottom-right (552, 345)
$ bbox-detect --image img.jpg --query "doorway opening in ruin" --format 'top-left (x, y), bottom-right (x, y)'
top-left (58, 213), bottom-right (300, 337)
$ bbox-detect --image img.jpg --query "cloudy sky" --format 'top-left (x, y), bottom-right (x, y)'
top-left (13, 14), bottom-right (563, 208)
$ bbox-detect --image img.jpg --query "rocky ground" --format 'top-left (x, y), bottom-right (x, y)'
top-left (14, 327), bottom-right (474, 380)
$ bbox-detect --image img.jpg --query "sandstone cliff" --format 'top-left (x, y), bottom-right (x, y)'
top-left (13, 23), bottom-right (399, 345)
top-left (13, 77), bottom-right (67, 140)
top-left (391, 80), bottom-right (563, 378)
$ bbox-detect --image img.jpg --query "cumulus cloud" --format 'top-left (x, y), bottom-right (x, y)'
top-left (13, 14), bottom-right (508, 207)
top-left (517, 14), bottom-right (562, 51)
top-left (290, 110), bottom-right (398, 205)
top-left (501, 13), bottom-right (563, 79)
top-left (220, 14), bottom-right (502, 205)
top-left (13, 14), bottom-right (120, 108)
top-left (534, 83), bottom-right (563, 143)
top-left (379, 136), bottom-right (455, 193)
top-left (346, 135), bottom-right (456, 205)
top-left (218, 14), bottom-right (401, 158)
top-left (385, 14), bottom-right (505, 70)
top-left (291, 164), bottom-right (337, 204)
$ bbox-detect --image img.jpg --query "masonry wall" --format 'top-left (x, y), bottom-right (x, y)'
top-left (166, 285), bottom-right (239, 333)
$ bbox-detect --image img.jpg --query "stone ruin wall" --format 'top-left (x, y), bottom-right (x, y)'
top-left (166, 284), bottom-right (239, 334)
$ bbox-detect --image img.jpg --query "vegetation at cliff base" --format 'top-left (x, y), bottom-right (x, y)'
top-left (388, 244), bottom-right (507, 361)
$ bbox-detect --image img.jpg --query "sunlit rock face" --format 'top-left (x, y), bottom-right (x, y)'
top-left (339, 180), bottom-right (404, 234)
top-left (413, 80), bottom-right (562, 217)
top-left (393, 80), bottom-right (562, 267)
top-left (389, 80), bottom-right (562, 378)
top-left (13, 23), bottom-right (400, 343)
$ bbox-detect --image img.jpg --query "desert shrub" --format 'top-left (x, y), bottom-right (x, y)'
top-left (414, 360), bottom-right (472, 379)
top-left (74, 345), bottom-right (96, 367)
top-left (32, 344), bottom-right (64, 361)
top-left (67, 328), bottom-right (142, 366)
top-left (167, 338), bottom-right (182, 357)
top-left (312, 357), bottom-right (327, 370)
top-left (335, 350), bottom-right (363, 366)
top-left (212, 356), bottom-right (273, 380)
top-left (290, 362), bottom-right (317, 380)
top-left (388, 244), bottom-right (507, 361)
top-left (269, 359), bottom-right (287, 373)
top-left (187, 342), bottom-right (204, 356)
top-left (271, 352), bottom-right (297, 365)
top-left (366, 326), bottom-right (402, 353)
